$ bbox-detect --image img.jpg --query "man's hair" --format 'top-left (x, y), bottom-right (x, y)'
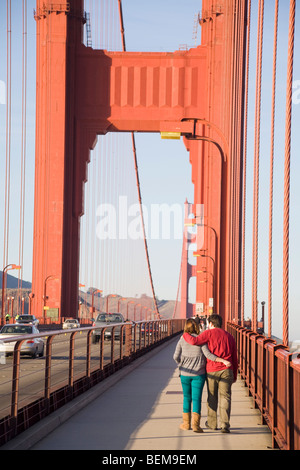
top-left (184, 318), bottom-right (200, 335)
top-left (208, 314), bottom-right (222, 328)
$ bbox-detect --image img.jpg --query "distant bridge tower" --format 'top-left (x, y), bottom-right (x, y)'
top-left (179, 200), bottom-right (196, 319)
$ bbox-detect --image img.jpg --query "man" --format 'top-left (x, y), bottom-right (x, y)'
top-left (183, 314), bottom-right (238, 433)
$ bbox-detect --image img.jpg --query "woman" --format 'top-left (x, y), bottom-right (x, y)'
top-left (173, 318), bottom-right (231, 433)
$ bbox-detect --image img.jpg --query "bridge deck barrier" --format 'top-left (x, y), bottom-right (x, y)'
top-left (228, 323), bottom-right (300, 450)
top-left (0, 319), bottom-right (184, 447)
top-left (2, 336), bottom-right (273, 451)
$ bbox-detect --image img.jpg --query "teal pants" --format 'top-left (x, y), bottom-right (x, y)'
top-left (180, 374), bottom-right (206, 414)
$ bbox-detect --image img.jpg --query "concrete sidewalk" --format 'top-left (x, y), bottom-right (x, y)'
top-left (3, 336), bottom-right (273, 451)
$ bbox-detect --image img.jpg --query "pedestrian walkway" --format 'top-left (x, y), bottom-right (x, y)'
top-left (3, 336), bottom-right (273, 451)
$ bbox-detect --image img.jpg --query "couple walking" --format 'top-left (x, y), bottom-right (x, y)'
top-left (173, 314), bottom-right (238, 434)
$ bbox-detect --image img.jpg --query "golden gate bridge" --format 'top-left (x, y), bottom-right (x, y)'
top-left (0, 0), bottom-right (299, 450)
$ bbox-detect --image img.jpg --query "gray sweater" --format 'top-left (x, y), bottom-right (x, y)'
top-left (173, 335), bottom-right (217, 376)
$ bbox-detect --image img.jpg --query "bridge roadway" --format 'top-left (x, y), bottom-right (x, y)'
top-left (2, 336), bottom-right (274, 451)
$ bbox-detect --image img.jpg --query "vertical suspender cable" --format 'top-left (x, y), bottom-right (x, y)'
top-left (282, 0), bottom-right (296, 347)
top-left (3, 0), bottom-right (12, 270)
top-left (117, 0), bottom-right (159, 318)
top-left (251, 0), bottom-right (264, 333)
top-left (18, 0), bottom-right (28, 299)
top-left (241, 0), bottom-right (251, 328)
top-left (234, 0), bottom-right (247, 325)
top-left (267, 0), bottom-right (279, 339)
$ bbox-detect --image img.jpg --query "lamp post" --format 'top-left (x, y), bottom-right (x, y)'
top-left (142, 306), bottom-right (147, 321)
top-left (194, 251), bottom-right (215, 301)
top-left (259, 301), bottom-right (265, 333)
top-left (126, 300), bottom-right (134, 320)
top-left (91, 289), bottom-right (102, 317)
top-left (7, 297), bottom-right (10, 322)
top-left (43, 275), bottom-right (59, 321)
top-left (134, 303), bottom-right (141, 322)
top-left (78, 284), bottom-right (85, 317)
top-left (1, 264), bottom-right (21, 325)
top-left (10, 297), bottom-right (14, 319)
top-left (29, 293), bottom-right (34, 315)
top-left (197, 269), bottom-right (214, 293)
top-left (118, 297), bottom-right (126, 313)
top-left (106, 294), bottom-right (117, 313)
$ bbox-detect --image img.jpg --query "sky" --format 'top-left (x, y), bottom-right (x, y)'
top-left (0, 1), bottom-right (299, 342)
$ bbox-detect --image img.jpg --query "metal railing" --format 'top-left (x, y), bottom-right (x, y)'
top-left (228, 322), bottom-right (300, 450)
top-left (0, 319), bottom-right (184, 446)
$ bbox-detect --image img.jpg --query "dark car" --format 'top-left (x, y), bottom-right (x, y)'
top-left (15, 315), bottom-right (39, 327)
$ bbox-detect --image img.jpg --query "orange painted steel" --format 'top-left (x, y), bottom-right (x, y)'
top-left (229, 322), bottom-right (300, 450)
top-left (32, 0), bottom-right (248, 325)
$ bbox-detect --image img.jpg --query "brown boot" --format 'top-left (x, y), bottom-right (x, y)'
top-left (179, 412), bottom-right (191, 430)
top-left (191, 412), bottom-right (203, 433)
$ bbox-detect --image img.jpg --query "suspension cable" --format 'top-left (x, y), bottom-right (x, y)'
top-left (18, 0), bottom-right (28, 301)
top-left (251, 0), bottom-right (264, 333)
top-left (282, 0), bottom-right (296, 346)
top-left (117, 0), bottom-right (160, 318)
top-left (267, 0), bottom-right (279, 339)
top-left (241, 0), bottom-right (251, 328)
top-left (3, 0), bottom-right (12, 270)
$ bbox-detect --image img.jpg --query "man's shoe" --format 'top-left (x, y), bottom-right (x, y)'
top-left (221, 427), bottom-right (230, 433)
top-left (205, 421), bottom-right (217, 430)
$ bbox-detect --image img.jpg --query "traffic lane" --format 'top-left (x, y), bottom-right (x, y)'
top-left (0, 333), bottom-right (126, 420)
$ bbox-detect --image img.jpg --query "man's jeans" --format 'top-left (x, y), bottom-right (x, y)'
top-left (206, 368), bottom-right (234, 430)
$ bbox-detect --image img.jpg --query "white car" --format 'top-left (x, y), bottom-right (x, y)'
top-left (0, 324), bottom-right (44, 358)
top-left (62, 318), bottom-right (80, 329)
top-left (92, 313), bottom-right (125, 343)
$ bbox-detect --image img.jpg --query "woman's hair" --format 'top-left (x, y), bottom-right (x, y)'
top-left (184, 318), bottom-right (200, 335)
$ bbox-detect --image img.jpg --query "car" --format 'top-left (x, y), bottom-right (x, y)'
top-left (62, 318), bottom-right (80, 329)
top-left (91, 312), bottom-right (125, 343)
top-left (0, 324), bottom-right (44, 358)
top-left (141, 322), bottom-right (153, 336)
top-left (15, 314), bottom-right (39, 327)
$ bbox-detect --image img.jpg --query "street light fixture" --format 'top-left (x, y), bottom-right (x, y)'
top-left (126, 300), bottom-right (135, 320)
top-left (10, 297), bottom-right (14, 318)
top-left (91, 289), bottom-right (102, 316)
top-left (43, 275), bottom-right (59, 321)
top-left (134, 303), bottom-right (141, 322)
top-left (1, 264), bottom-right (21, 324)
top-left (194, 251), bottom-right (215, 300)
top-left (106, 294), bottom-right (117, 313)
top-left (118, 297), bottom-right (126, 313)
top-left (141, 306), bottom-right (148, 321)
